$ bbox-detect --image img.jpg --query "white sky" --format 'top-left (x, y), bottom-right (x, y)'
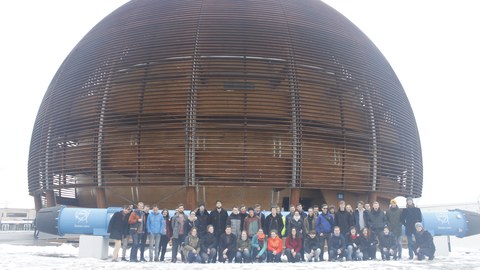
top-left (0, 1), bottom-right (479, 209)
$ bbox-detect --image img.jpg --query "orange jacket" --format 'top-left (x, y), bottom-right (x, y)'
top-left (267, 236), bottom-right (283, 254)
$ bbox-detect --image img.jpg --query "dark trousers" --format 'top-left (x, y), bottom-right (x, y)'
top-left (417, 248), bottom-right (435, 260)
top-left (318, 233), bottom-right (330, 261)
top-left (219, 249), bottom-right (235, 263)
top-left (139, 231), bottom-right (147, 260)
top-left (285, 248), bottom-right (301, 262)
top-left (267, 251), bottom-right (282, 262)
top-left (200, 248), bottom-right (217, 263)
top-left (171, 234), bottom-right (185, 262)
top-left (158, 235), bottom-right (169, 261)
top-left (252, 248), bottom-right (266, 262)
top-left (235, 249), bottom-right (251, 263)
top-left (129, 232), bottom-right (143, 262)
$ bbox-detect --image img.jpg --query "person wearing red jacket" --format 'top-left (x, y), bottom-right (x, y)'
top-left (285, 227), bottom-right (302, 263)
top-left (267, 230), bottom-right (283, 262)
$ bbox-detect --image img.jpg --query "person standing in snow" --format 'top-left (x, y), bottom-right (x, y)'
top-left (386, 199), bottom-right (403, 259)
top-left (401, 196), bottom-right (423, 259)
top-left (107, 205), bottom-right (130, 262)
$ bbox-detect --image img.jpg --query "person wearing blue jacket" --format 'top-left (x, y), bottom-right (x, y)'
top-left (328, 226), bottom-right (346, 261)
top-left (147, 204), bottom-right (164, 261)
top-left (316, 204), bottom-right (335, 261)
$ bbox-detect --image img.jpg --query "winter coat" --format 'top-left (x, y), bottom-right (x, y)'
top-left (209, 208), bottom-right (229, 238)
top-left (304, 234), bottom-right (321, 253)
top-left (345, 232), bottom-right (361, 250)
top-left (227, 213), bottom-right (242, 239)
top-left (267, 236), bottom-right (283, 254)
top-left (335, 210), bottom-right (355, 235)
top-left (146, 211), bottom-right (164, 234)
top-left (288, 217), bottom-right (304, 236)
top-left (304, 215), bottom-right (317, 236)
top-left (219, 233), bottom-right (237, 253)
top-left (237, 237), bottom-right (251, 252)
top-left (354, 209), bottom-right (369, 231)
top-left (316, 212), bottom-right (335, 234)
top-left (239, 212), bottom-right (248, 231)
top-left (368, 208), bottom-right (386, 232)
top-left (128, 209), bottom-right (145, 233)
top-left (195, 209), bottom-right (209, 237)
top-left (357, 232), bottom-right (377, 253)
top-left (244, 215), bottom-right (261, 238)
top-left (200, 232), bottom-right (217, 252)
top-left (171, 212), bottom-right (188, 239)
top-left (285, 235), bottom-right (302, 252)
top-left (328, 233), bottom-right (346, 251)
top-left (401, 206), bottom-right (422, 235)
top-left (186, 217), bottom-right (199, 235)
top-left (379, 232), bottom-right (397, 250)
top-left (251, 233), bottom-right (267, 257)
top-left (386, 206), bottom-right (403, 237)
top-left (284, 212), bottom-right (295, 236)
top-left (255, 211), bottom-right (267, 232)
top-left (183, 233), bottom-right (201, 257)
top-left (108, 211), bottom-right (129, 240)
top-left (162, 216), bottom-right (171, 238)
top-left (414, 230), bottom-right (436, 251)
top-left (265, 213), bottom-right (284, 237)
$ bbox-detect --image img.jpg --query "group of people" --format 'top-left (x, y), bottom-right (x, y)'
top-left (107, 197), bottom-right (436, 263)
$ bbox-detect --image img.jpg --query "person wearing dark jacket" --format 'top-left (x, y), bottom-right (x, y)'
top-left (108, 206), bottom-right (130, 262)
top-left (386, 199), bottom-right (403, 259)
top-left (303, 208), bottom-right (316, 239)
top-left (219, 226), bottom-right (237, 263)
top-left (239, 205), bottom-right (248, 231)
top-left (265, 206), bottom-right (284, 238)
top-left (368, 201), bottom-right (386, 239)
top-left (200, 225), bottom-right (217, 263)
top-left (186, 211), bottom-right (199, 235)
top-left (414, 222), bottom-right (435, 260)
top-left (304, 230), bottom-right (321, 262)
top-left (345, 226), bottom-right (363, 261)
top-left (335, 200), bottom-right (355, 236)
top-left (328, 226), bottom-right (346, 261)
top-left (401, 197), bottom-right (423, 259)
top-left (354, 201), bottom-right (369, 232)
top-left (316, 204), bottom-right (335, 261)
top-left (209, 201), bottom-right (229, 240)
top-left (227, 206), bottom-right (242, 239)
top-left (379, 226), bottom-right (397, 260)
top-left (195, 203), bottom-right (209, 238)
top-left (158, 209), bottom-right (171, 262)
top-left (171, 203), bottom-right (188, 263)
top-left (358, 227), bottom-right (377, 260)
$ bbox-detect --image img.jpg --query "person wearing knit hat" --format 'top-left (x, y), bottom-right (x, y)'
top-left (386, 198), bottom-right (403, 259)
top-left (401, 196), bottom-right (423, 259)
top-left (414, 221), bottom-right (436, 260)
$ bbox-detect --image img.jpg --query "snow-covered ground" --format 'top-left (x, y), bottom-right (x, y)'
top-left (0, 232), bottom-right (479, 270)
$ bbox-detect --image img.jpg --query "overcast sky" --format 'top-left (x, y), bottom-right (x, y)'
top-left (1, 1), bottom-right (479, 209)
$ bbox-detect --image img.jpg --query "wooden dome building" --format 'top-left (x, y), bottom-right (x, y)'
top-left (28, 0), bottom-right (422, 210)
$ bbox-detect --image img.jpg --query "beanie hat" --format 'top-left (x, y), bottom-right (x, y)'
top-left (415, 222), bottom-right (423, 229)
top-left (406, 196), bottom-right (413, 202)
top-left (390, 199), bottom-right (397, 205)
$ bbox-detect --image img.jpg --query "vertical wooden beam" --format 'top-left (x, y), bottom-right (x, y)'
top-left (186, 186), bottom-right (197, 210)
top-left (290, 188), bottom-right (300, 206)
top-left (368, 191), bottom-right (378, 204)
top-left (96, 187), bottom-right (107, 208)
top-left (45, 190), bottom-right (55, 207)
top-left (34, 194), bottom-right (43, 212)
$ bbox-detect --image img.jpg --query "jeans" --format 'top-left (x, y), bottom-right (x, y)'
top-left (380, 247), bottom-right (397, 260)
top-left (149, 233), bottom-right (161, 260)
top-left (417, 247), bottom-right (435, 260)
top-left (252, 247), bottom-right (266, 262)
top-left (328, 248), bottom-right (345, 261)
top-left (346, 245), bottom-right (363, 261)
top-left (139, 232), bottom-right (148, 260)
top-left (305, 248), bottom-right (321, 262)
top-left (235, 249), bottom-right (250, 263)
top-left (285, 248), bottom-right (301, 262)
top-left (395, 235), bottom-right (403, 259)
top-left (267, 251), bottom-right (282, 262)
top-left (129, 232), bottom-right (141, 262)
top-left (406, 232), bottom-right (415, 259)
top-left (171, 234), bottom-right (185, 262)
top-left (158, 234), bottom-right (169, 261)
top-left (121, 235), bottom-right (129, 258)
top-left (186, 251), bottom-right (202, 263)
top-left (201, 248), bottom-right (217, 263)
